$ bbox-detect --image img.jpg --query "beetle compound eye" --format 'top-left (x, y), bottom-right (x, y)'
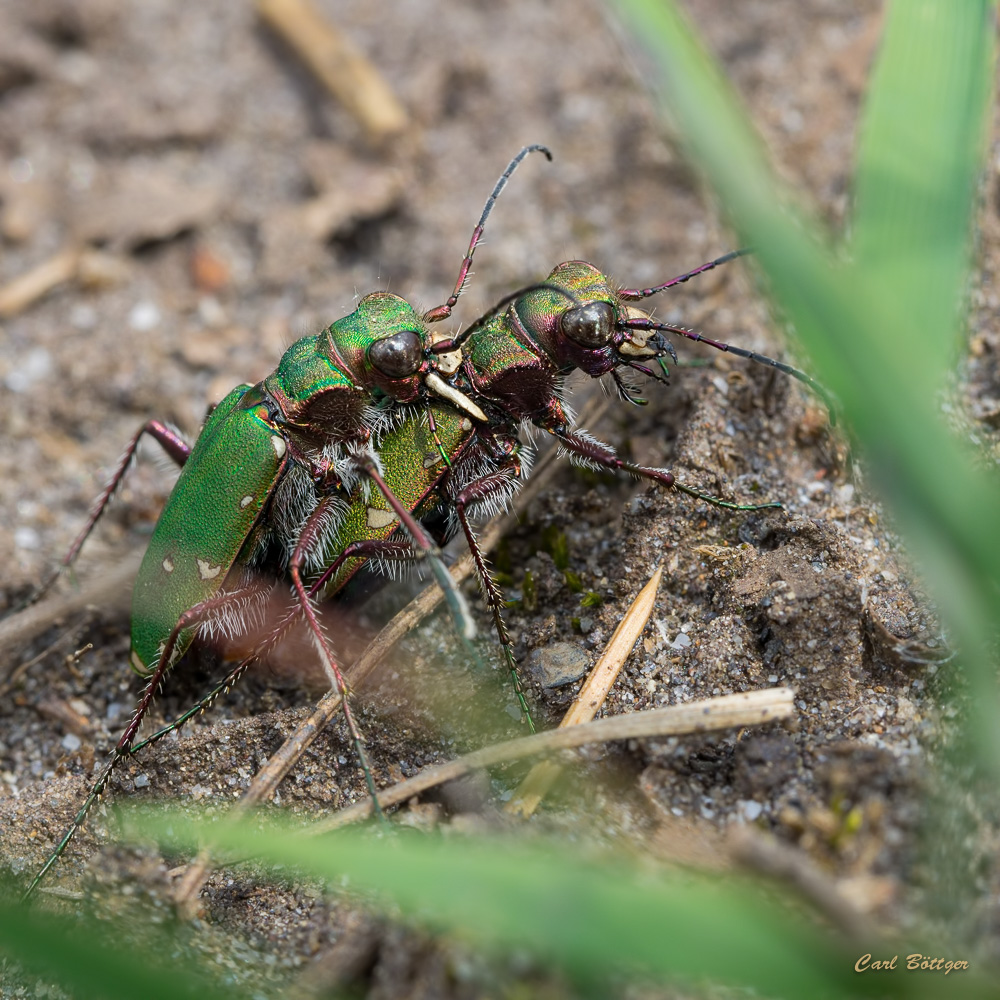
top-left (560, 301), bottom-right (615, 348)
top-left (368, 330), bottom-right (423, 378)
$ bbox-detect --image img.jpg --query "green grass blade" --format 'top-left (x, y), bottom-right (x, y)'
top-left (852, 0), bottom-right (993, 374)
top-left (130, 813), bottom-right (1000, 999)
top-left (0, 891), bottom-right (239, 1000)
top-left (610, 0), bottom-right (1000, 765)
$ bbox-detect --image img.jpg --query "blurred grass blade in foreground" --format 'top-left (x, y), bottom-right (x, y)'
top-left (0, 889), bottom-right (239, 1000)
top-left (130, 812), bottom-right (972, 1000)
top-left (610, 0), bottom-right (1000, 766)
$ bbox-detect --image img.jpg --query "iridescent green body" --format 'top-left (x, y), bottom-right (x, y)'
top-left (260, 335), bottom-right (357, 448)
top-left (315, 402), bottom-right (478, 597)
top-left (130, 384), bottom-right (287, 674)
top-left (128, 291), bottom-right (438, 676)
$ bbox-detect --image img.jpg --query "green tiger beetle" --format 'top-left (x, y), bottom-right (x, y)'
top-left (25, 145), bottom-right (826, 898)
top-left (23, 147), bottom-right (555, 898)
top-left (283, 231), bottom-right (829, 774)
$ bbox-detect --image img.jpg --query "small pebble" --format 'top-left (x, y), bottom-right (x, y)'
top-left (527, 641), bottom-right (590, 689)
top-left (6, 348), bottom-right (52, 393)
top-left (128, 300), bottom-right (161, 332)
top-left (14, 526), bottom-right (41, 550)
top-left (70, 303), bottom-right (97, 329)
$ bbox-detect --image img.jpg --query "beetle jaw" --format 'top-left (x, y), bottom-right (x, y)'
top-left (615, 306), bottom-right (659, 359)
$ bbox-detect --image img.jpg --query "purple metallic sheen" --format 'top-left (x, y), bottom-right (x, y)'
top-left (511, 295), bottom-right (617, 378)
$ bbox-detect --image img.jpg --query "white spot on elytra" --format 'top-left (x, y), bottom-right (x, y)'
top-left (366, 507), bottom-right (398, 529)
top-left (271, 436), bottom-right (286, 458)
top-left (197, 559), bottom-right (222, 580)
top-left (423, 451), bottom-right (441, 468)
top-left (162, 557), bottom-right (174, 573)
top-left (240, 494), bottom-right (254, 508)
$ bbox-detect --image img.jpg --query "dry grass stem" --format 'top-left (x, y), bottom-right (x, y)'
top-left (257, 0), bottom-right (409, 145)
top-left (308, 688), bottom-right (796, 835)
top-left (506, 565), bottom-right (664, 818)
top-left (0, 554), bottom-right (140, 665)
top-left (0, 248), bottom-right (81, 318)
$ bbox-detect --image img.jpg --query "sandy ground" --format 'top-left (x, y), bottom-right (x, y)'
top-left (1, 1), bottom-right (997, 996)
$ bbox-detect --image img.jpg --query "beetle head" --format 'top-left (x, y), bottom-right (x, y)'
top-left (515, 262), bottom-right (663, 381)
top-left (323, 292), bottom-right (429, 403)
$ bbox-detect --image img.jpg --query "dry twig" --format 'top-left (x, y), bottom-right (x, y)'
top-left (257, 0), bottom-right (409, 145)
top-left (175, 689), bottom-right (793, 908)
top-left (0, 248), bottom-right (81, 318)
top-left (310, 688), bottom-right (797, 834)
top-left (506, 565), bottom-right (664, 818)
top-left (0, 554), bottom-right (140, 667)
top-left (0, 247), bottom-right (127, 318)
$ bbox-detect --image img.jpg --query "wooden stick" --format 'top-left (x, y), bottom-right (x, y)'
top-left (174, 690), bottom-right (794, 895)
top-left (307, 688), bottom-right (796, 834)
top-left (0, 248), bottom-right (81, 318)
top-left (257, 0), bottom-right (409, 145)
top-left (506, 566), bottom-right (664, 818)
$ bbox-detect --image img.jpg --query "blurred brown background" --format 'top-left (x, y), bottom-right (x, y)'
top-left (4, 2), bottom-right (996, 996)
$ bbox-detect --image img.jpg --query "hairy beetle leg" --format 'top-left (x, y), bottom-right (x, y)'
top-left (308, 539), bottom-right (415, 597)
top-left (290, 494), bottom-right (384, 820)
top-left (553, 426), bottom-right (781, 512)
top-left (23, 580), bottom-right (261, 899)
top-left (129, 657), bottom-right (254, 756)
top-left (30, 420), bottom-right (190, 607)
top-left (350, 455), bottom-right (475, 641)
top-left (449, 465), bottom-right (535, 732)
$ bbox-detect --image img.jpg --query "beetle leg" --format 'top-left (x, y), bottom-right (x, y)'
top-left (308, 538), bottom-right (416, 597)
top-left (289, 493), bottom-right (384, 816)
top-left (552, 426), bottom-right (781, 512)
top-left (449, 464), bottom-right (535, 732)
top-left (31, 420), bottom-right (191, 605)
top-left (128, 656), bottom-right (254, 756)
top-left (23, 580), bottom-right (260, 899)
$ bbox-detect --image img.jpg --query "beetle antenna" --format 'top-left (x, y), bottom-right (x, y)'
top-left (619, 248), bottom-right (752, 301)
top-left (429, 281), bottom-right (579, 355)
top-left (424, 145), bottom-right (553, 323)
top-left (625, 317), bottom-right (836, 422)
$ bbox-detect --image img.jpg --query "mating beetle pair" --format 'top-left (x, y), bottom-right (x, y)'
top-left (25, 146), bottom-right (822, 896)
